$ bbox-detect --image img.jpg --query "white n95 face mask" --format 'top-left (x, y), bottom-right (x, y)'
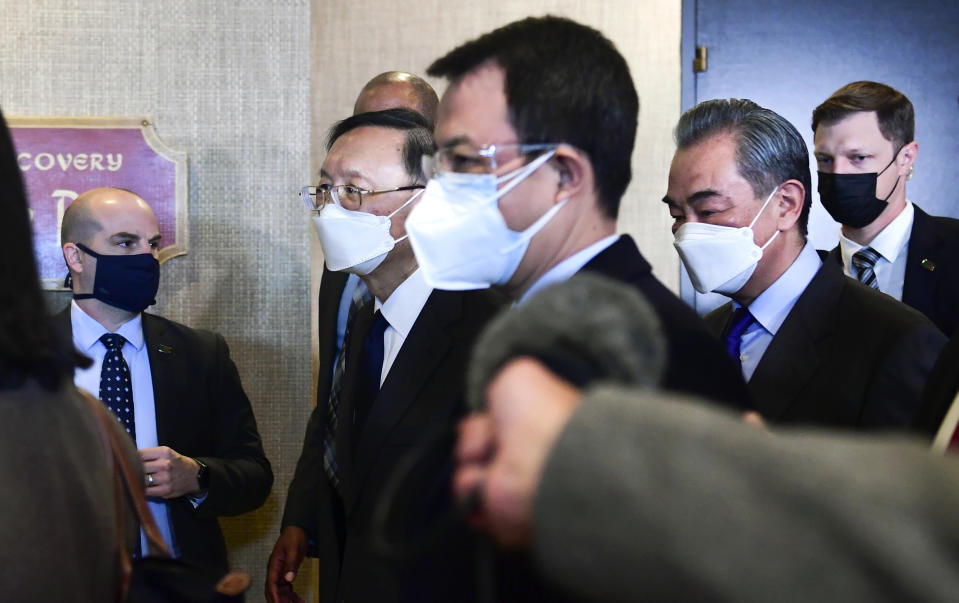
top-left (405, 150), bottom-right (566, 290)
top-left (673, 186), bottom-right (781, 295)
top-left (311, 189), bottom-right (422, 276)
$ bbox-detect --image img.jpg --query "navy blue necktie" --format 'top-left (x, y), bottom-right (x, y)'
top-left (723, 307), bottom-right (756, 368)
top-left (353, 311), bottom-right (388, 434)
top-left (99, 333), bottom-right (136, 442)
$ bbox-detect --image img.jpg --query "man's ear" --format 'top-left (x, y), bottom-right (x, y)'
top-left (62, 242), bottom-right (84, 274)
top-left (551, 145), bottom-right (590, 204)
top-left (896, 141), bottom-right (919, 176)
top-left (775, 179), bottom-right (805, 231)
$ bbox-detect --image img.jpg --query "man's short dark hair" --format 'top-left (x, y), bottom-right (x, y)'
top-left (326, 108), bottom-right (435, 183)
top-left (427, 15), bottom-right (638, 219)
top-left (812, 81), bottom-right (914, 152)
top-left (675, 99), bottom-right (812, 237)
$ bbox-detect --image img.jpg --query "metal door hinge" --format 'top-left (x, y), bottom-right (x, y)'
top-left (694, 46), bottom-right (708, 73)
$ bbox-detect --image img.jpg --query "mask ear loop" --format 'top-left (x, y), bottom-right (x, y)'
top-left (492, 149), bottom-right (557, 197)
top-left (749, 185), bottom-right (782, 250)
top-left (389, 188), bottom-right (425, 244)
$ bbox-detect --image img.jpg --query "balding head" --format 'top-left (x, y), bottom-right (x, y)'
top-left (353, 71), bottom-right (439, 125)
top-left (61, 187), bottom-right (155, 246)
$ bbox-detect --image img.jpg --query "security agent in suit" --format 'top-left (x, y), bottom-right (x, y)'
top-left (665, 99), bottom-right (946, 429)
top-left (317, 71), bottom-right (440, 408)
top-left (406, 15), bottom-right (749, 410)
top-left (813, 81), bottom-right (959, 337)
top-left (267, 109), bottom-right (502, 603)
top-left (57, 187), bottom-right (273, 573)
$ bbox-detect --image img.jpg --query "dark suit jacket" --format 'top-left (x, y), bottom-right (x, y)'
top-left (55, 309), bottom-right (273, 573)
top-left (914, 327), bottom-right (959, 434)
top-left (827, 204), bottom-right (959, 337)
top-left (705, 263), bottom-right (946, 429)
top-left (316, 267), bottom-right (350, 408)
top-left (580, 235), bottom-right (751, 408)
top-left (283, 286), bottom-right (502, 603)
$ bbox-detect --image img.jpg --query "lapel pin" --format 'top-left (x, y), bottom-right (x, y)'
top-left (156, 344), bottom-right (175, 354)
top-left (921, 258), bottom-right (936, 272)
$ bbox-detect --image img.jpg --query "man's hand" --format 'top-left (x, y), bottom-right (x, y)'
top-left (139, 446), bottom-right (200, 499)
top-left (453, 357), bottom-right (582, 549)
top-left (265, 526), bottom-right (308, 603)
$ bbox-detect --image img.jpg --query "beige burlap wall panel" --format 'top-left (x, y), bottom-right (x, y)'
top-left (2, 0), bottom-right (311, 596)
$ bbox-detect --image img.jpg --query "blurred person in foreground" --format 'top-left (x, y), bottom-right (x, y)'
top-left (454, 277), bottom-right (959, 601)
top-left (0, 108), bottom-right (139, 601)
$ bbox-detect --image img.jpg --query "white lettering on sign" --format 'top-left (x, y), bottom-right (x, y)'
top-left (16, 152), bottom-right (123, 172)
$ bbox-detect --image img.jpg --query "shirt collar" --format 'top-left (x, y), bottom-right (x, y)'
top-left (839, 200), bottom-right (914, 266)
top-left (70, 300), bottom-right (145, 351)
top-left (519, 234), bottom-right (620, 305)
top-left (742, 241), bottom-right (821, 337)
top-left (373, 269), bottom-right (432, 339)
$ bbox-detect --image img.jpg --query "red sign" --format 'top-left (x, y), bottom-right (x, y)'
top-left (9, 117), bottom-right (188, 289)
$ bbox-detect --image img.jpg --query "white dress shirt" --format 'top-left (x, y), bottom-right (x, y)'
top-left (735, 242), bottom-right (822, 382)
top-left (70, 301), bottom-right (179, 556)
top-left (374, 269), bottom-right (433, 385)
top-left (518, 234), bottom-right (620, 305)
top-left (839, 200), bottom-right (914, 300)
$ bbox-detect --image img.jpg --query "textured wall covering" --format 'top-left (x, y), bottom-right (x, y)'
top-left (311, 0), bottom-right (683, 295)
top-left (1, 0), bottom-right (311, 595)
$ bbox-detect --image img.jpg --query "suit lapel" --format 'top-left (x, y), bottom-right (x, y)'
top-left (902, 205), bottom-right (941, 316)
top-left (704, 302), bottom-right (734, 338)
top-left (334, 301), bottom-right (374, 506)
top-left (347, 291), bottom-right (459, 512)
top-left (747, 266), bottom-right (839, 420)
top-left (141, 313), bottom-right (178, 444)
top-left (317, 269), bottom-right (349, 400)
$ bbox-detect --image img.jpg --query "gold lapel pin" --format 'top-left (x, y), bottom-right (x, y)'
top-left (156, 344), bottom-right (174, 354)
top-left (921, 258), bottom-right (936, 272)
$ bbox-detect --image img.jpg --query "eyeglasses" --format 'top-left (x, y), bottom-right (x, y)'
top-left (422, 142), bottom-right (558, 177)
top-left (300, 183), bottom-right (425, 212)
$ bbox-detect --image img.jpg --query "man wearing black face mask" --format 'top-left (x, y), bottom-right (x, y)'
top-left (814, 81), bottom-right (959, 337)
top-left (55, 187), bottom-right (273, 574)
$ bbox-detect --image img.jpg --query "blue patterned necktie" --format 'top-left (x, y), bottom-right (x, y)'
top-left (352, 310), bottom-right (389, 434)
top-left (723, 307), bottom-right (756, 368)
top-left (99, 333), bottom-right (136, 442)
top-left (323, 284), bottom-right (373, 494)
top-left (852, 246), bottom-right (881, 289)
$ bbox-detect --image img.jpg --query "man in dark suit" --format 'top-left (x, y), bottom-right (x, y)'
top-left (266, 109), bottom-right (501, 603)
top-left (317, 71), bottom-right (440, 415)
top-left (405, 16), bottom-right (749, 409)
top-left (57, 187), bottom-right (272, 573)
top-left (664, 98), bottom-right (945, 428)
top-left (813, 81), bottom-right (959, 337)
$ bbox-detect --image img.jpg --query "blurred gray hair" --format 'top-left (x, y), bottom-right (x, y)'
top-left (467, 273), bottom-right (667, 411)
top-left (674, 98), bottom-right (811, 236)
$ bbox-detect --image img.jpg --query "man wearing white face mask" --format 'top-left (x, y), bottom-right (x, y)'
top-left (665, 98), bottom-right (945, 429)
top-left (267, 109), bottom-right (502, 603)
top-left (407, 16), bottom-right (751, 410)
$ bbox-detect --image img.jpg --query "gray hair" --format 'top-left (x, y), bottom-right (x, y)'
top-left (674, 98), bottom-right (811, 236)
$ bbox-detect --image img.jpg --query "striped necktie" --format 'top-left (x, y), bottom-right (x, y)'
top-left (323, 283), bottom-right (373, 494)
top-left (851, 246), bottom-right (881, 289)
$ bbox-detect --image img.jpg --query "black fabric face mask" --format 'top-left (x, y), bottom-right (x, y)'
top-left (73, 242), bottom-right (160, 313)
top-left (817, 154), bottom-right (900, 228)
